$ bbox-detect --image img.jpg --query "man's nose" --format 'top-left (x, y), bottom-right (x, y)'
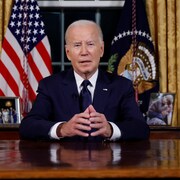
top-left (81, 44), bottom-right (88, 54)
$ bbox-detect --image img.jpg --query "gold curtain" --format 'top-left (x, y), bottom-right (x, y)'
top-left (146, 0), bottom-right (180, 126)
top-left (0, 0), bottom-right (13, 52)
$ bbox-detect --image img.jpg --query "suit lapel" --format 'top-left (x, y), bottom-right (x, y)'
top-left (93, 70), bottom-right (111, 112)
top-left (60, 69), bottom-right (81, 114)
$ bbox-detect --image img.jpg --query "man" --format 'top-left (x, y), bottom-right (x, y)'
top-left (19, 19), bottom-right (150, 141)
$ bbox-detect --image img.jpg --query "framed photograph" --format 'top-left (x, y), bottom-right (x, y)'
top-left (0, 96), bottom-right (21, 125)
top-left (146, 93), bottom-right (175, 126)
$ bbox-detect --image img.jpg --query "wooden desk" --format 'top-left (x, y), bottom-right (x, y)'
top-left (0, 139), bottom-right (180, 179)
top-left (1, 125), bottom-right (180, 140)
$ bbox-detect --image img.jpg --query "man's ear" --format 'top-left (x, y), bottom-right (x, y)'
top-left (65, 45), bottom-right (71, 61)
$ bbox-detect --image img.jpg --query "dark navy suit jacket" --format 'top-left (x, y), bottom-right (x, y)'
top-left (19, 68), bottom-right (150, 141)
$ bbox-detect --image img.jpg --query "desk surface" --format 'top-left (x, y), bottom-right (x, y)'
top-left (0, 139), bottom-right (180, 179)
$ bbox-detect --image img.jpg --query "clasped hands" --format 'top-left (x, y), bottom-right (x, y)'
top-left (57, 105), bottom-right (112, 138)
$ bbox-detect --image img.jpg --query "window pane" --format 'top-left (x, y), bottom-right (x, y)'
top-left (100, 8), bottom-right (122, 65)
top-left (41, 11), bottom-right (61, 63)
top-left (64, 9), bottom-right (96, 64)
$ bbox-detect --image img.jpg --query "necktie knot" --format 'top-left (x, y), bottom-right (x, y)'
top-left (80, 80), bottom-right (92, 111)
top-left (82, 79), bottom-right (91, 89)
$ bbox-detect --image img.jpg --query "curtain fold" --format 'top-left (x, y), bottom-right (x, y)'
top-left (176, 0), bottom-right (180, 127)
top-left (146, 0), bottom-right (180, 126)
top-left (0, 0), bottom-right (13, 52)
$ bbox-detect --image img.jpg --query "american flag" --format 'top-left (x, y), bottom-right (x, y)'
top-left (0, 0), bottom-right (52, 116)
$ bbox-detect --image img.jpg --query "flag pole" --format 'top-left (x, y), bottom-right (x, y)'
top-left (132, 0), bottom-right (139, 103)
top-left (22, 0), bottom-right (29, 116)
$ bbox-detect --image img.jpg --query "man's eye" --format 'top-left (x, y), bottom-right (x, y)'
top-left (88, 43), bottom-right (95, 46)
top-left (74, 44), bottom-right (81, 47)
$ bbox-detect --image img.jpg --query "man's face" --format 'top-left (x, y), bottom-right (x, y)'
top-left (65, 24), bottom-right (104, 78)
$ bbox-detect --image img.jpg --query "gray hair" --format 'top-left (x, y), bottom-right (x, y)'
top-left (65, 19), bottom-right (103, 44)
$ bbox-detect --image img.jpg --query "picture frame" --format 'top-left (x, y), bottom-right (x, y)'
top-left (146, 93), bottom-right (175, 126)
top-left (0, 96), bottom-right (21, 126)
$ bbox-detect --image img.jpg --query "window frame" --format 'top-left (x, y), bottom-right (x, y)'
top-left (38, 0), bottom-right (125, 72)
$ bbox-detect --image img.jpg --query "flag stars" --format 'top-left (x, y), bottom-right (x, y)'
top-left (13, 5), bottom-right (18, 11)
top-left (114, 36), bottom-right (118, 42)
top-left (23, 13), bottom-right (28, 19)
top-left (30, 5), bottom-right (34, 11)
top-left (118, 33), bottom-right (123, 39)
top-left (33, 29), bottom-right (38, 35)
top-left (19, 5), bottom-right (23, 11)
top-left (27, 29), bottom-right (31, 35)
top-left (122, 31), bottom-right (126, 36)
top-left (146, 34), bottom-right (150, 39)
top-left (138, 30), bottom-right (142, 35)
top-left (134, 30), bottom-right (138, 35)
top-left (127, 30), bottom-right (131, 35)
top-left (142, 32), bottom-right (146, 37)
top-left (112, 29), bottom-right (153, 44)
top-left (28, 21), bottom-right (32, 27)
top-left (32, 37), bottom-right (37, 43)
top-left (8, 0), bottom-right (47, 53)
top-left (17, 21), bottom-right (21, 27)
top-left (11, 13), bottom-right (16, 19)
top-left (18, 13), bottom-right (22, 19)
top-left (24, 5), bottom-right (29, 11)
top-left (15, 29), bottom-right (20, 35)
top-left (40, 21), bottom-right (44, 27)
top-left (24, 45), bottom-right (30, 51)
top-left (26, 37), bottom-right (31, 43)
top-left (34, 21), bottom-right (39, 27)
top-left (29, 14), bottom-right (34, 19)
top-left (40, 29), bottom-right (45, 35)
top-left (35, 5), bottom-right (40, 11)
top-left (20, 37), bottom-right (25, 42)
top-left (35, 13), bottom-right (40, 19)
top-left (10, 21), bottom-right (15, 27)
top-left (22, 21), bottom-right (27, 26)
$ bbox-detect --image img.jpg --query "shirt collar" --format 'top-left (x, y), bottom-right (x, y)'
top-left (74, 69), bottom-right (98, 90)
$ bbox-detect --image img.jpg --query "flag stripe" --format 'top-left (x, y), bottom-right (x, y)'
top-left (0, 60), bottom-right (20, 97)
top-left (27, 65), bottom-right (39, 98)
top-left (36, 37), bottom-right (52, 74)
top-left (0, 87), bottom-right (5, 96)
top-left (2, 37), bottom-right (28, 89)
top-left (28, 52), bottom-right (43, 82)
top-left (0, 74), bottom-right (14, 97)
top-left (27, 80), bottom-right (37, 101)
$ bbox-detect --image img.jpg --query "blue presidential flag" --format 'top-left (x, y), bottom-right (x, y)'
top-left (107, 0), bottom-right (159, 114)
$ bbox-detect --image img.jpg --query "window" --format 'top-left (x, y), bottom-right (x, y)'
top-left (38, 0), bottom-right (124, 73)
